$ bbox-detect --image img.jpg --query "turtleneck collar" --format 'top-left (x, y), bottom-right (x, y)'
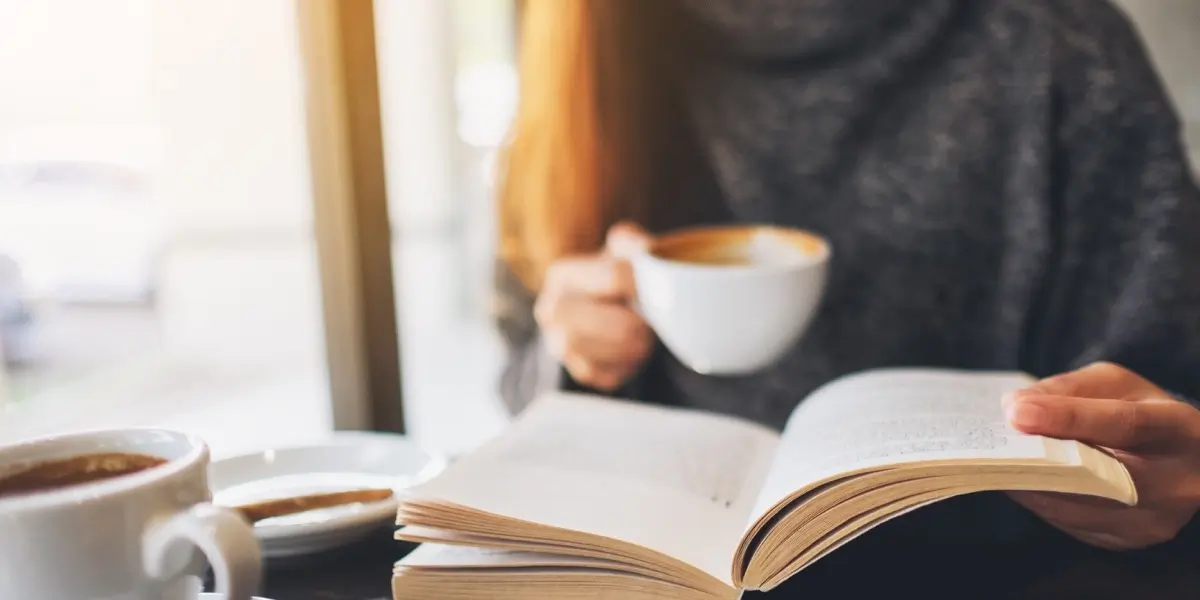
top-left (677, 0), bottom-right (945, 61)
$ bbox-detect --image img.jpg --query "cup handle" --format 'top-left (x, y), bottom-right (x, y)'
top-left (628, 297), bottom-right (645, 319)
top-left (624, 251), bottom-right (647, 319)
top-left (142, 503), bottom-right (262, 600)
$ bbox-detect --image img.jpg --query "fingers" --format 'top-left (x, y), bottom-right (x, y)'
top-left (1008, 491), bottom-right (1128, 519)
top-left (1005, 363), bottom-right (1200, 551)
top-left (535, 226), bottom-right (655, 392)
top-left (1024, 361), bottom-right (1159, 400)
top-left (544, 298), bottom-right (652, 391)
top-left (560, 353), bottom-right (645, 392)
top-left (540, 255), bottom-right (637, 303)
top-left (1005, 392), bottom-right (1196, 451)
top-left (537, 306), bottom-right (650, 388)
top-left (1009, 492), bottom-right (1126, 546)
top-left (539, 222), bottom-right (649, 305)
top-left (605, 221), bottom-right (652, 259)
top-left (542, 298), bottom-right (652, 366)
top-left (1007, 491), bottom-right (1187, 550)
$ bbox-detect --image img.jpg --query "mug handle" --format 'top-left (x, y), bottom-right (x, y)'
top-left (627, 297), bottom-right (645, 319)
top-left (142, 503), bottom-right (262, 600)
top-left (623, 250), bottom-right (648, 319)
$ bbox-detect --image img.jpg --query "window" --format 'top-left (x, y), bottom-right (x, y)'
top-left (0, 0), bottom-right (524, 456)
top-left (375, 0), bottom-right (517, 456)
top-left (0, 0), bottom-right (332, 456)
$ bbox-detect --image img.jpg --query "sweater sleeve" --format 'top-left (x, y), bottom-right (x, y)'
top-left (1024, 3), bottom-right (1200, 402)
top-left (1019, 4), bottom-right (1200, 551)
top-left (491, 257), bottom-right (658, 413)
top-left (491, 258), bottom-right (562, 416)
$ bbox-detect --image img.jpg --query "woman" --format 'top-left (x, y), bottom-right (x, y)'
top-left (493, 1), bottom-right (1200, 550)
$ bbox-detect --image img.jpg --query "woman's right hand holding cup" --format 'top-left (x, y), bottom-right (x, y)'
top-left (535, 223), bottom-right (655, 392)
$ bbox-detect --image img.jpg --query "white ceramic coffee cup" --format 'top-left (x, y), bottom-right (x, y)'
top-left (0, 429), bottom-right (262, 600)
top-left (630, 225), bottom-right (830, 375)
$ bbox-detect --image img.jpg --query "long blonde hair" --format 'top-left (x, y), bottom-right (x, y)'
top-left (497, 0), bottom-right (690, 291)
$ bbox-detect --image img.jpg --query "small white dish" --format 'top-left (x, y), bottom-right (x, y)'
top-left (209, 431), bottom-right (446, 559)
top-left (199, 595), bottom-right (274, 600)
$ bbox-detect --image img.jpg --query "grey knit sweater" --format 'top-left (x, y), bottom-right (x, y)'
top-left (493, 0), bottom-right (1200, 430)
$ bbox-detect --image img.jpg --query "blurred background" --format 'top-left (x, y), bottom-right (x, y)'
top-left (0, 0), bottom-right (515, 457)
top-left (0, 0), bottom-right (1195, 459)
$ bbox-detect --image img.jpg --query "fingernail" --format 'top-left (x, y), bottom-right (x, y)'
top-left (1007, 400), bottom-right (1046, 429)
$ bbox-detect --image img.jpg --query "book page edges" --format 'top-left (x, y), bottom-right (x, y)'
top-left (1072, 440), bottom-right (1137, 505)
top-left (732, 448), bottom-right (1137, 586)
top-left (392, 542), bottom-right (734, 600)
top-left (1040, 436), bottom-right (1136, 505)
top-left (396, 496), bottom-right (734, 595)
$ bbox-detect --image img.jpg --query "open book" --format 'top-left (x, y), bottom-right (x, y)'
top-left (392, 368), bottom-right (1136, 600)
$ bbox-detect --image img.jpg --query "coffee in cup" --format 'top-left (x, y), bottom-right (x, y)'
top-left (648, 225), bottom-right (826, 267)
top-left (630, 224), bottom-right (829, 375)
top-left (0, 451), bottom-right (167, 498)
top-left (0, 429), bottom-right (262, 600)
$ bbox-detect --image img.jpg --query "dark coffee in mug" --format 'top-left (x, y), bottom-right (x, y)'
top-left (0, 452), bottom-right (167, 498)
top-left (650, 225), bottom-right (825, 266)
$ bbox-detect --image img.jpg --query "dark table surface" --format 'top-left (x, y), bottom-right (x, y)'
top-left (254, 521), bottom-right (1200, 600)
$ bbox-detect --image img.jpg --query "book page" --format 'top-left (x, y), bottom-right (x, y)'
top-left (410, 392), bottom-right (780, 585)
top-left (392, 544), bottom-right (707, 599)
top-left (398, 542), bottom-right (615, 569)
top-left (748, 368), bottom-right (1051, 521)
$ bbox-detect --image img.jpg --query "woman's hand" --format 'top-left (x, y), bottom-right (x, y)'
top-left (534, 222), bottom-right (655, 392)
top-left (1004, 361), bottom-right (1200, 549)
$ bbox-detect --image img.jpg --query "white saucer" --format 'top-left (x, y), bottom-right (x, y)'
top-left (209, 431), bottom-right (446, 559)
top-left (199, 595), bottom-right (274, 600)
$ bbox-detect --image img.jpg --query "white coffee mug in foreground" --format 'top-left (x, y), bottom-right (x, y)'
top-left (630, 225), bottom-right (830, 375)
top-left (0, 429), bottom-right (262, 600)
